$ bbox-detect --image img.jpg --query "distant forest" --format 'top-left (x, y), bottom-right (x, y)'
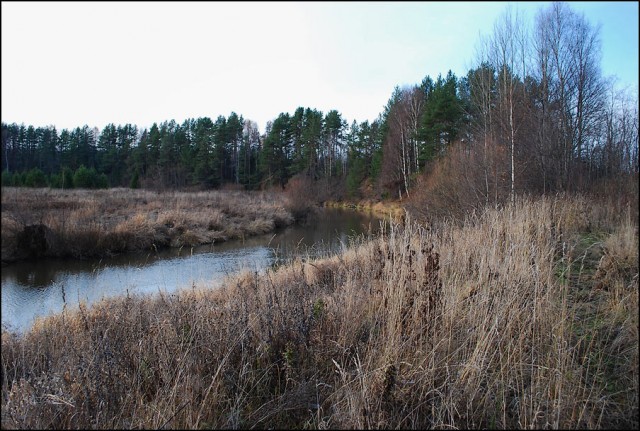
top-left (2, 2), bottom-right (638, 211)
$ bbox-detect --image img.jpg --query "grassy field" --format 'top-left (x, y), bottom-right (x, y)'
top-left (1, 194), bottom-right (637, 429)
top-left (1, 187), bottom-right (295, 262)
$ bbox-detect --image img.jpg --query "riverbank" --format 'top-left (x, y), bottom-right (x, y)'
top-left (2, 206), bottom-right (382, 334)
top-left (1, 187), bottom-right (295, 263)
top-left (324, 198), bottom-right (405, 222)
top-left (2, 195), bottom-right (637, 429)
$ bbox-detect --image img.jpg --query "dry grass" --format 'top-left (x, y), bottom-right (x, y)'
top-left (1, 195), bottom-right (637, 429)
top-left (1, 187), bottom-right (294, 262)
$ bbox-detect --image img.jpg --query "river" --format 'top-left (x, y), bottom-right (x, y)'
top-left (1, 207), bottom-right (381, 334)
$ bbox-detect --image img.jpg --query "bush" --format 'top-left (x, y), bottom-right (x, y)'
top-left (73, 165), bottom-right (92, 188)
top-left (406, 141), bottom-right (509, 223)
top-left (24, 168), bottom-right (47, 187)
top-left (61, 167), bottom-right (74, 189)
top-left (129, 171), bottom-right (140, 189)
top-left (283, 174), bottom-right (318, 220)
top-left (96, 173), bottom-right (109, 189)
top-left (49, 167), bottom-right (77, 189)
top-left (48, 173), bottom-right (62, 188)
top-left (12, 171), bottom-right (26, 186)
top-left (1, 169), bottom-right (11, 186)
top-left (73, 165), bottom-right (105, 189)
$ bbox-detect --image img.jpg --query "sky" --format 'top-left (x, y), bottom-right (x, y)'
top-left (2, 1), bottom-right (638, 134)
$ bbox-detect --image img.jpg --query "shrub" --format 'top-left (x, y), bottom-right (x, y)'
top-left (48, 173), bottom-right (62, 188)
top-left (24, 168), bottom-right (47, 188)
top-left (283, 173), bottom-right (318, 220)
top-left (73, 165), bottom-right (107, 189)
top-left (130, 171), bottom-right (140, 189)
top-left (12, 171), bottom-right (26, 186)
top-left (96, 172), bottom-right (109, 189)
top-left (1, 169), bottom-right (11, 186)
top-left (61, 167), bottom-right (74, 189)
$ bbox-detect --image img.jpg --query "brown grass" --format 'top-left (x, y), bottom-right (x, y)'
top-left (1, 187), bottom-right (294, 262)
top-left (1, 195), bottom-right (637, 429)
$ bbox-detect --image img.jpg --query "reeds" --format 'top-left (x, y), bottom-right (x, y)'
top-left (1, 187), bottom-right (294, 262)
top-left (1, 194), bottom-right (637, 429)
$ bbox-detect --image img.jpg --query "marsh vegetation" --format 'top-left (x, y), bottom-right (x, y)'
top-left (1, 187), bottom-right (295, 263)
top-left (1, 1), bottom-right (638, 428)
top-left (1, 195), bottom-right (637, 429)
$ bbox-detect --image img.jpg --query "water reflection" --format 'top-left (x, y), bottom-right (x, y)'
top-left (2, 208), bottom-right (381, 334)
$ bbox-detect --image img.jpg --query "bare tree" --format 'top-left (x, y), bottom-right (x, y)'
top-left (470, 33), bottom-right (497, 205)
top-left (535, 2), bottom-right (605, 190)
top-left (568, 8), bottom-right (606, 178)
top-left (380, 86), bottom-right (425, 198)
top-left (488, 5), bottom-right (528, 204)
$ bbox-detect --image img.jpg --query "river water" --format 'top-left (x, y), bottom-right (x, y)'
top-left (1, 208), bottom-right (381, 334)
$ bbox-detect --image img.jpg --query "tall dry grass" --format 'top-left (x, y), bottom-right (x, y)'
top-left (1, 195), bottom-right (637, 429)
top-left (1, 187), bottom-right (294, 262)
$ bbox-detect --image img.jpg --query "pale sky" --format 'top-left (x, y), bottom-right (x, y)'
top-left (2, 1), bottom-right (638, 134)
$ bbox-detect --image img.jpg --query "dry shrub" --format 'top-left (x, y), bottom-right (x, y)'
top-left (594, 209), bottom-right (639, 398)
top-left (205, 208), bottom-right (226, 231)
top-left (114, 213), bottom-right (153, 235)
top-left (406, 141), bottom-right (510, 223)
top-left (247, 218), bottom-right (275, 236)
top-left (265, 205), bottom-right (295, 228)
top-left (0, 215), bottom-right (22, 260)
top-left (156, 210), bottom-right (187, 232)
top-left (283, 174), bottom-right (321, 220)
top-left (596, 210), bottom-right (639, 286)
top-left (109, 213), bottom-right (157, 251)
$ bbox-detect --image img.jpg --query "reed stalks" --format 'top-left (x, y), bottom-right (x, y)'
top-left (1, 194), bottom-right (637, 429)
top-left (1, 187), bottom-right (294, 262)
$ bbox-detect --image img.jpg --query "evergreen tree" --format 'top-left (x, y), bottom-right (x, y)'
top-left (260, 113), bottom-right (292, 188)
top-left (226, 112), bottom-right (245, 185)
top-left (290, 107), bottom-right (306, 175)
top-left (212, 115), bottom-right (228, 185)
top-left (58, 129), bottom-right (73, 171)
top-left (419, 71), bottom-right (463, 163)
top-left (97, 123), bottom-right (119, 185)
top-left (322, 110), bottom-right (346, 177)
top-left (36, 126), bottom-right (59, 175)
top-left (239, 120), bottom-right (261, 189)
top-left (131, 128), bottom-right (149, 178)
top-left (301, 108), bottom-right (323, 178)
top-left (158, 120), bottom-right (178, 188)
top-left (147, 123), bottom-right (161, 173)
top-left (193, 117), bottom-right (217, 187)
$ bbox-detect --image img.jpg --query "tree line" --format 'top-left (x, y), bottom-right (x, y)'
top-left (2, 2), bottom-right (637, 206)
